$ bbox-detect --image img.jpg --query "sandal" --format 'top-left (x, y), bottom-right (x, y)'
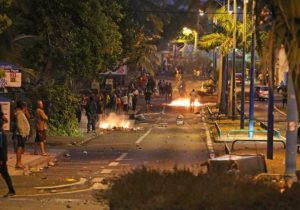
top-left (41, 153), bottom-right (48, 156)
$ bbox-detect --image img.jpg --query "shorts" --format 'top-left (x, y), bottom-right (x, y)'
top-left (16, 135), bottom-right (26, 148)
top-left (35, 130), bottom-right (47, 142)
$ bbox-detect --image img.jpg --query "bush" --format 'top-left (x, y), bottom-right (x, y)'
top-left (33, 83), bottom-right (80, 136)
top-left (102, 167), bottom-right (300, 210)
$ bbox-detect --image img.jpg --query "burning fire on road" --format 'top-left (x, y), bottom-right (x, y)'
top-left (167, 98), bottom-right (202, 107)
top-left (99, 113), bottom-right (133, 130)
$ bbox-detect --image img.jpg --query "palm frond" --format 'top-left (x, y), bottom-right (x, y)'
top-left (199, 33), bottom-right (226, 49)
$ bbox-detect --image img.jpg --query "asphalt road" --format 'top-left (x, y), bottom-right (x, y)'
top-left (2, 79), bottom-right (288, 209)
top-left (1, 80), bottom-right (212, 210)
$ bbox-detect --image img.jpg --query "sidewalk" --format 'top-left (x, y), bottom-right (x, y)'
top-left (7, 115), bottom-right (99, 176)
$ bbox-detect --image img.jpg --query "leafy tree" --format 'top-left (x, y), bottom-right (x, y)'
top-left (18, 0), bottom-right (123, 87)
top-left (198, 6), bottom-right (253, 113)
top-left (0, 0), bottom-right (12, 34)
top-left (5, 0), bottom-right (124, 136)
top-left (257, 0), bottom-right (300, 115)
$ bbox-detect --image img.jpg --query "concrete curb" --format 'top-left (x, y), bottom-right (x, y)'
top-left (78, 132), bottom-right (101, 146)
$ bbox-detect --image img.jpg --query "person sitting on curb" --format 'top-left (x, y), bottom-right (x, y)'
top-left (15, 101), bottom-right (30, 169)
top-left (0, 105), bottom-right (16, 197)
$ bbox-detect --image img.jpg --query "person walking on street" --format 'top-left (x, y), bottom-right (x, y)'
top-left (86, 96), bottom-right (97, 133)
top-left (132, 88), bottom-right (139, 111)
top-left (122, 93), bottom-right (129, 112)
top-left (282, 86), bottom-right (287, 108)
top-left (144, 87), bottom-right (152, 112)
top-left (0, 105), bottom-right (16, 197)
top-left (190, 89), bottom-right (197, 112)
top-left (34, 100), bottom-right (48, 156)
top-left (14, 101), bottom-right (30, 169)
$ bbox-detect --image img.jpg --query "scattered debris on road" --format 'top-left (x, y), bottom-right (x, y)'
top-left (176, 114), bottom-right (185, 125)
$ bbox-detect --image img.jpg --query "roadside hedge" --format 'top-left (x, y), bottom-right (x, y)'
top-left (103, 168), bottom-right (300, 210)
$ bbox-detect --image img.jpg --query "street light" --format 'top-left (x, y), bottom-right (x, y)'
top-left (182, 27), bottom-right (193, 36)
top-left (199, 9), bottom-right (205, 16)
top-left (248, 0), bottom-right (256, 138)
top-left (240, 0), bottom-right (248, 129)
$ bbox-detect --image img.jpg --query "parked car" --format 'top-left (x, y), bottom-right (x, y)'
top-left (255, 85), bottom-right (269, 101)
top-left (235, 73), bottom-right (243, 85)
top-left (228, 73), bottom-right (243, 85)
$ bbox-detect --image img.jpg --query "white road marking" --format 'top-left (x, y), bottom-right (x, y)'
top-left (108, 162), bottom-right (119, 167)
top-left (135, 127), bottom-right (153, 145)
top-left (100, 169), bottom-right (112, 174)
top-left (116, 153), bottom-right (128, 161)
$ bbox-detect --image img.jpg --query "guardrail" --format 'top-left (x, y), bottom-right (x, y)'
top-left (214, 122), bottom-right (222, 137)
top-left (258, 121), bottom-right (281, 138)
top-left (226, 129), bottom-right (281, 138)
top-left (232, 139), bottom-right (286, 151)
top-left (207, 106), bottom-right (215, 120)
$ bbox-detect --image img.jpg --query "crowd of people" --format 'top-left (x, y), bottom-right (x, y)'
top-left (158, 80), bottom-right (173, 102)
top-left (78, 89), bottom-right (140, 133)
top-left (0, 99), bottom-right (49, 197)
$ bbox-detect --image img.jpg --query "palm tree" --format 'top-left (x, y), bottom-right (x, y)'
top-left (257, 0), bottom-right (300, 177)
top-left (199, 6), bottom-right (253, 114)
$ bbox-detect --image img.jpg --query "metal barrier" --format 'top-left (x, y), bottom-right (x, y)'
top-left (232, 139), bottom-right (286, 150)
top-left (226, 129), bottom-right (281, 138)
top-left (258, 121), bottom-right (281, 138)
top-left (214, 122), bottom-right (222, 137)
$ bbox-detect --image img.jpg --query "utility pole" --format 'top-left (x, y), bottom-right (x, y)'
top-left (248, 0), bottom-right (255, 138)
top-left (267, 31), bottom-right (275, 160)
top-left (231, 0), bottom-right (237, 120)
top-left (240, 0), bottom-right (248, 129)
top-left (285, 73), bottom-right (298, 177)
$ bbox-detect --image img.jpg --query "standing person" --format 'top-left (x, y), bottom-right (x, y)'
top-left (96, 95), bottom-right (102, 125)
top-left (282, 87), bottom-right (288, 108)
top-left (0, 105), bottom-right (16, 197)
top-left (165, 82), bottom-right (170, 101)
top-left (86, 96), bottom-right (97, 133)
top-left (128, 91), bottom-right (133, 111)
top-left (116, 94), bottom-right (122, 114)
top-left (144, 87), bottom-right (152, 112)
top-left (158, 80), bottom-right (162, 96)
top-left (132, 88), bottom-right (139, 112)
top-left (168, 82), bottom-right (173, 101)
top-left (34, 100), bottom-right (48, 156)
top-left (105, 93), bottom-right (111, 115)
top-left (189, 89), bottom-right (197, 112)
top-left (14, 101), bottom-right (30, 169)
top-left (110, 92), bottom-right (117, 113)
top-left (122, 93), bottom-right (129, 112)
top-left (161, 80), bottom-right (166, 97)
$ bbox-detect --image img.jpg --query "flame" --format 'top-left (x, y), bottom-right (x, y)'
top-left (99, 113), bottom-right (133, 129)
top-left (168, 98), bottom-right (202, 107)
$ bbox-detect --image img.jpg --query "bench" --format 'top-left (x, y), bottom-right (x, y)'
top-left (207, 107), bottom-right (226, 121)
top-left (231, 139), bottom-right (286, 151)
